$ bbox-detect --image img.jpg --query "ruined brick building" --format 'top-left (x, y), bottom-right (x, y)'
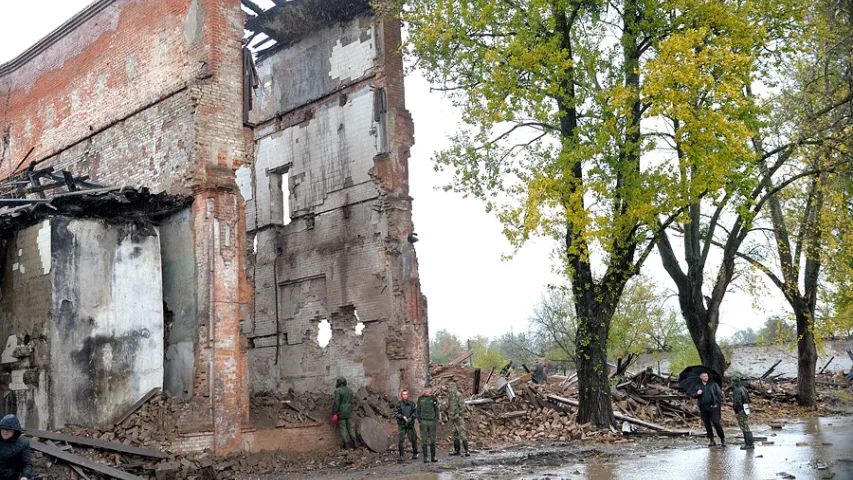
top-left (0, 0), bottom-right (428, 454)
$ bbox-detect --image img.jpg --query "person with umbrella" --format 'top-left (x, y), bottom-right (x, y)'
top-left (695, 371), bottom-right (726, 446)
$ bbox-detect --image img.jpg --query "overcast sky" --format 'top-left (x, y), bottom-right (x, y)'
top-left (0, 1), bottom-right (789, 342)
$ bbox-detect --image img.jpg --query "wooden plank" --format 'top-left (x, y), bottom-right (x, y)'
top-left (113, 388), bottom-right (160, 426)
top-left (484, 367), bottom-right (496, 387)
top-left (473, 368), bottom-right (482, 395)
top-left (26, 429), bottom-right (168, 459)
top-left (760, 359), bottom-right (783, 379)
top-left (30, 440), bottom-right (145, 480)
top-left (639, 395), bottom-right (687, 401)
top-left (448, 350), bottom-right (474, 367)
top-left (69, 462), bottom-right (92, 480)
top-left (818, 357), bottom-right (834, 374)
top-left (46, 440), bottom-right (91, 480)
top-left (546, 394), bottom-right (687, 434)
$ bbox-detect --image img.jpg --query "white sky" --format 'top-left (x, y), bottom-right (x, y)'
top-left (0, 1), bottom-right (789, 343)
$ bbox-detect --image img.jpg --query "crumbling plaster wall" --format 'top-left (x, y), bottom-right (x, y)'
top-left (0, 222), bottom-right (52, 429)
top-left (50, 217), bottom-right (165, 429)
top-left (0, 0), bottom-right (251, 453)
top-left (243, 14), bottom-right (428, 398)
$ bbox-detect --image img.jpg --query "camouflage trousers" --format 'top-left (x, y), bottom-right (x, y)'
top-left (736, 413), bottom-right (751, 434)
top-left (450, 417), bottom-right (468, 442)
top-left (398, 423), bottom-right (416, 445)
top-left (419, 420), bottom-right (437, 446)
top-left (338, 417), bottom-right (356, 443)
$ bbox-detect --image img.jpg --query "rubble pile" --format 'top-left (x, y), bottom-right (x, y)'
top-left (60, 391), bottom-right (179, 450)
top-left (428, 363), bottom-right (698, 446)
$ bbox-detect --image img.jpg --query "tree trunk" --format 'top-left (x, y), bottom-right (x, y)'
top-left (575, 302), bottom-right (615, 427)
top-left (795, 306), bottom-right (818, 407)
top-left (683, 304), bottom-right (727, 375)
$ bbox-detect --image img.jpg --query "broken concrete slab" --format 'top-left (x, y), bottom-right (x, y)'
top-left (357, 417), bottom-right (391, 453)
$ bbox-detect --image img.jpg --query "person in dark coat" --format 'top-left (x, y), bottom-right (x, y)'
top-left (393, 389), bottom-right (418, 463)
top-left (532, 359), bottom-right (547, 385)
top-left (694, 372), bottom-right (726, 447)
top-left (0, 414), bottom-right (31, 480)
top-left (332, 377), bottom-right (359, 450)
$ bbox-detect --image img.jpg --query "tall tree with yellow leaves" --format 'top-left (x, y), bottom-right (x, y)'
top-left (393, 0), bottom-right (808, 426)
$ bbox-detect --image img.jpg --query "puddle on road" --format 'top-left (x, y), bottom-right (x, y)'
top-left (391, 417), bottom-right (852, 480)
top-left (541, 416), bottom-right (853, 480)
top-left (395, 474), bottom-right (456, 480)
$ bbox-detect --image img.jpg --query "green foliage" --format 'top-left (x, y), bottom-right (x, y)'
top-left (519, 276), bottom-right (683, 366)
top-left (429, 329), bottom-right (467, 364)
top-left (728, 328), bottom-right (760, 345)
top-left (757, 316), bottom-right (797, 344)
top-left (396, 0), bottom-right (812, 422)
top-left (668, 331), bottom-right (703, 373)
top-left (469, 336), bottom-right (508, 371)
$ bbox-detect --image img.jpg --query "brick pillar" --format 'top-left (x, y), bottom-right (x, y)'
top-left (375, 18), bottom-right (429, 392)
top-left (191, 0), bottom-right (251, 455)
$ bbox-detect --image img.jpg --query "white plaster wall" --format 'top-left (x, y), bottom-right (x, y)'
top-left (252, 15), bottom-right (376, 122)
top-left (50, 218), bottom-right (164, 428)
top-left (254, 86), bottom-right (380, 227)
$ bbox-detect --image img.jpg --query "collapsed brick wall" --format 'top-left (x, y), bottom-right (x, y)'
top-left (242, 13), bottom-right (428, 398)
top-left (0, 0), bottom-right (250, 454)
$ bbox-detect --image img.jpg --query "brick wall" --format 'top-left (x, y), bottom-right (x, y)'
top-left (244, 14), bottom-right (428, 398)
top-left (0, 0), bottom-right (251, 454)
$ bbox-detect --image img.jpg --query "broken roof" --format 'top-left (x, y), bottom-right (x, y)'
top-left (0, 186), bottom-right (192, 235)
top-left (244, 0), bottom-right (372, 54)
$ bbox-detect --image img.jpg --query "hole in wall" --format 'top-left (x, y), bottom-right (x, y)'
top-left (317, 319), bottom-right (331, 348)
top-left (253, 235), bottom-right (258, 254)
top-left (281, 171), bottom-right (291, 225)
top-left (353, 309), bottom-right (364, 336)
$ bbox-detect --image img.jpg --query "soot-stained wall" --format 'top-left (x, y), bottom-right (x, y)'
top-left (243, 13), bottom-right (428, 397)
top-left (50, 217), bottom-right (164, 429)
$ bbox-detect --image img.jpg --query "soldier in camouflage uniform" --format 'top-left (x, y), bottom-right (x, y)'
top-left (332, 377), bottom-right (359, 450)
top-left (446, 383), bottom-right (470, 457)
top-left (731, 376), bottom-right (754, 450)
top-left (416, 386), bottom-right (439, 463)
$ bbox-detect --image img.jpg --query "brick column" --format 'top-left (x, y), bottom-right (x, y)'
top-left (191, 0), bottom-right (251, 455)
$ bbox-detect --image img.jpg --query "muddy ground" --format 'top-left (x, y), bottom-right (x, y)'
top-left (242, 415), bottom-right (853, 480)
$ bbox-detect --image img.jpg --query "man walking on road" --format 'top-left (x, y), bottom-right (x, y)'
top-left (394, 389), bottom-right (418, 463)
top-left (332, 377), bottom-right (359, 450)
top-left (446, 382), bottom-right (470, 457)
top-left (417, 386), bottom-right (439, 463)
top-left (731, 376), bottom-right (754, 450)
top-left (694, 372), bottom-right (726, 447)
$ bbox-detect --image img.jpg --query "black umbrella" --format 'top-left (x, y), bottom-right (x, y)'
top-left (678, 365), bottom-right (723, 396)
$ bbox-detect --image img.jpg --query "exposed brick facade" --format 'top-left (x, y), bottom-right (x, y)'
top-left (0, 0), bottom-right (250, 454)
top-left (0, 0), bottom-right (426, 455)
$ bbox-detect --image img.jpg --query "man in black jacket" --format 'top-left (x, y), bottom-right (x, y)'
top-left (0, 414), bottom-right (31, 480)
top-left (394, 389), bottom-right (418, 463)
top-left (694, 372), bottom-right (726, 447)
